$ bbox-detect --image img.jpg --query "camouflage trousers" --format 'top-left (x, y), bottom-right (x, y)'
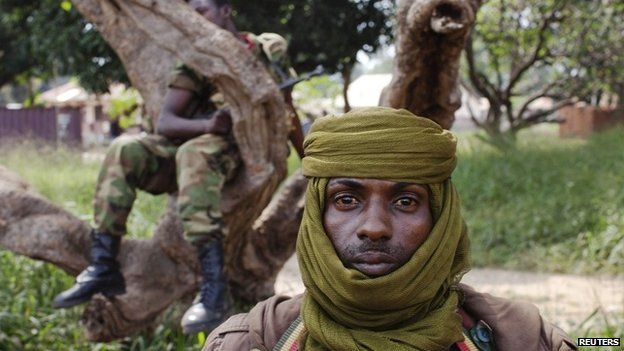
top-left (93, 133), bottom-right (240, 244)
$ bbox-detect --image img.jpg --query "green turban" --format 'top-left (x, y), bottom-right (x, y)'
top-left (297, 107), bottom-right (471, 351)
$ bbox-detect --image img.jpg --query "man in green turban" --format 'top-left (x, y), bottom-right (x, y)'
top-left (203, 107), bottom-right (577, 351)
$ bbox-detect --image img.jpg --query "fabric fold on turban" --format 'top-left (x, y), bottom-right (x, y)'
top-left (302, 107), bottom-right (457, 184)
top-left (296, 107), bottom-right (471, 351)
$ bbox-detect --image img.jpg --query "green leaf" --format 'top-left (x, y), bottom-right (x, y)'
top-left (60, 1), bottom-right (72, 12)
top-left (197, 332), bottom-right (206, 346)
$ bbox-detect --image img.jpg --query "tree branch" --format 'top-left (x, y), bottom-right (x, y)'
top-left (513, 98), bottom-right (575, 131)
top-left (516, 80), bottom-right (561, 121)
top-left (505, 1), bottom-right (564, 96)
top-left (465, 32), bottom-right (500, 107)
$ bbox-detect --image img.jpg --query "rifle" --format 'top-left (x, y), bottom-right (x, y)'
top-left (279, 65), bottom-right (325, 90)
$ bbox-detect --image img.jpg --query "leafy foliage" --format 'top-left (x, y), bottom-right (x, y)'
top-left (563, 0), bottom-right (624, 106)
top-left (292, 75), bottom-right (342, 115)
top-left (463, 0), bottom-right (624, 144)
top-left (233, 0), bottom-right (393, 74)
top-left (0, 0), bottom-right (129, 96)
top-left (1, 0), bottom-right (393, 103)
top-left (107, 87), bottom-right (144, 129)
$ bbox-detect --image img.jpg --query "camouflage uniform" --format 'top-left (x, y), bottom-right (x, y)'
top-left (94, 32), bottom-right (295, 244)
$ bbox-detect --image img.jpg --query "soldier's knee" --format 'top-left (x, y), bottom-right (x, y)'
top-left (175, 142), bottom-right (199, 167)
top-left (176, 137), bottom-right (223, 166)
top-left (108, 136), bottom-right (146, 162)
top-left (176, 140), bottom-right (197, 158)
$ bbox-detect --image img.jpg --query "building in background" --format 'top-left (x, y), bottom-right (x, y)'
top-left (0, 82), bottom-right (144, 147)
top-left (341, 73), bottom-right (486, 131)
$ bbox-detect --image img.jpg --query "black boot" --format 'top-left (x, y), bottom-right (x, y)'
top-left (181, 240), bottom-right (232, 334)
top-left (52, 230), bottom-right (125, 309)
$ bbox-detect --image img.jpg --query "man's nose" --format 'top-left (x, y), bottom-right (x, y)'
top-left (356, 200), bottom-right (391, 241)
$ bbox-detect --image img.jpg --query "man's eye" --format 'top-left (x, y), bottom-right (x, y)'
top-left (335, 195), bottom-right (358, 207)
top-left (394, 197), bottom-right (418, 208)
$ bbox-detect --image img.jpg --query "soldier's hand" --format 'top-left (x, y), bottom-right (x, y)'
top-left (207, 109), bottom-right (232, 135)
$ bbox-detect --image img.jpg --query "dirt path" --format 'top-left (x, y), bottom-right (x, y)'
top-left (275, 256), bottom-right (624, 332)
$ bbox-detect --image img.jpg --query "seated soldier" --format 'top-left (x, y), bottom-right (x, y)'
top-left (202, 107), bottom-right (577, 351)
top-left (52, 0), bottom-right (305, 335)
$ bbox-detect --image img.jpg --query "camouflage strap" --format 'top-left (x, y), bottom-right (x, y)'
top-left (273, 317), bottom-right (495, 351)
top-left (273, 316), bottom-right (305, 351)
top-left (456, 332), bottom-right (482, 351)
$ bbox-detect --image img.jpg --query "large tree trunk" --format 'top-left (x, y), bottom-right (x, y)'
top-left (0, 164), bottom-right (307, 341)
top-left (1, 0), bottom-right (305, 341)
top-left (0, 0), bottom-right (480, 342)
top-left (380, 0), bottom-right (483, 129)
top-left (69, 0), bottom-right (298, 300)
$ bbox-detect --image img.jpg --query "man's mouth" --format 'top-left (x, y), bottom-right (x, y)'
top-left (351, 251), bottom-right (396, 277)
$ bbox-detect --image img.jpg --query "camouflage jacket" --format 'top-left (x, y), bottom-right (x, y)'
top-left (167, 32), bottom-right (295, 120)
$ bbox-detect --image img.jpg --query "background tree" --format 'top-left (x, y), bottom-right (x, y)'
top-left (0, 0), bottom-right (393, 112)
top-left (380, 0), bottom-right (481, 129)
top-left (565, 0), bottom-right (624, 107)
top-left (283, 0), bottom-right (394, 112)
top-left (463, 0), bottom-right (624, 146)
top-left (0, 0), bottom-right (128, 98)
top-left (0, 0), bottom-right (482, 341)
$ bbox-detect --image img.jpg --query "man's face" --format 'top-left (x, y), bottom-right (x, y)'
top-left (189, 0), bottom-right (230, 28)
top-left (324, 178), bottom-right (433, 277)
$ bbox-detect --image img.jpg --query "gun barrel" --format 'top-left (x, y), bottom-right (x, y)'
top-left (279, 66), bottom-right (324, 90)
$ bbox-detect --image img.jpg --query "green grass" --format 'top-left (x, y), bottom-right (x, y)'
top-left (569, 308), bottom-right (624, 351)
top-left (454, 127), bottom-right (624, 274)
top-left (0, 141), bottom-right (197, 350)
top-left (1, 127), bottom-right (623, 348)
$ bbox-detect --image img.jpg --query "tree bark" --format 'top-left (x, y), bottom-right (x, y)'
top-left (1, 0), bottom-right (304, 341)
top-left (0, 0), bottom-right (480, 341)
top-left (0, 164), bottom-right (307, 341)
top-left (342, 64), bottom-right (353, 113)
top-left (380, 0), bottom-right (483, 129)
top-left (70, 0), bottom-right (297, 296)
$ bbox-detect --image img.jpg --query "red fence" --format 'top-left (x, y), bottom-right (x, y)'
top-left (0, 107), bottom-right (82, 144)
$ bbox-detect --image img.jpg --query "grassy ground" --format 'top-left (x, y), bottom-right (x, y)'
top-left (454, 127), bottom-right (624, 274)
top-left (0, 143), bottom-right (197, 350)
top-left (1, 128), bottom-right (623, 349)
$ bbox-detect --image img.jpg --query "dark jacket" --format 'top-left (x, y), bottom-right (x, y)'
top-left (203, 284), bottom-right (577, 351)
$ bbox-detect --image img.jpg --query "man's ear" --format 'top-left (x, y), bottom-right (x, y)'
top-left (220, 4), bottom-right (232, 18)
